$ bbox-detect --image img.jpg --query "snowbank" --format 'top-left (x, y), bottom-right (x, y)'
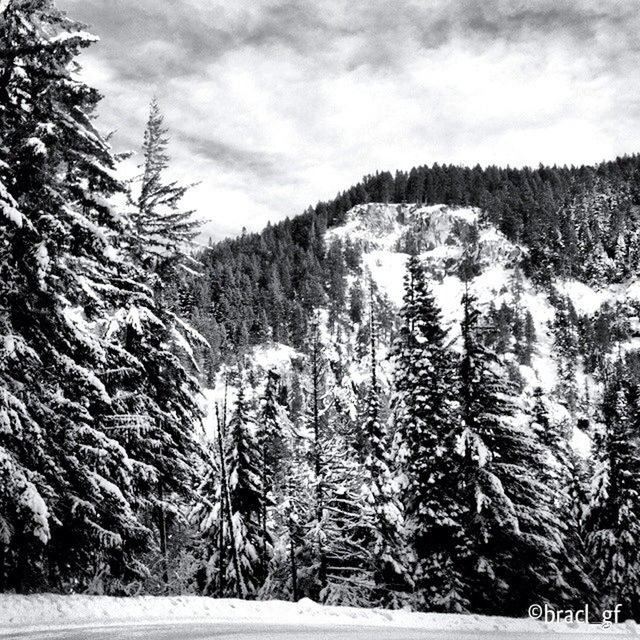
top-left (0, 595), bottom-right (637, 636)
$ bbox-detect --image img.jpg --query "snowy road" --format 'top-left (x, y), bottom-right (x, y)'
top-left (0, 624), bottom-right (623, 640)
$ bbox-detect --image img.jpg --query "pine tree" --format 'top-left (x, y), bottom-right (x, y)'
top-left (0, 0), bottom-right (161, 591)
top-left (361, 285), bottom-right (412, 606)
top-left (226, 386), bottom-right (265, 597)
top-left (552, 294), bottom-right (580, 411)
top-left (586, 364), bottom-right (640, 619)
top-left (457, 290), bottom-right (579, 614)
top-left (112, 99), bottom-right (206, 592)
top-left (305, 316), bottom-right (329, 598)
top-left (256, 370), bottom-right (290, 577)
top-left (391, 255), bottom-right (464, 611)
top-left (520, 310), bottom-right (536, 366)
top-left (190, 440), bottom-right (223, 596)
top-left (129, 99), bottom-right (200, 278)
top-left (529, 387), bottom-right (594, 607)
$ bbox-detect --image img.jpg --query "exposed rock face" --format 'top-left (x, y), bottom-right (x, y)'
top-left (332, 203), bottom-right (522, 276)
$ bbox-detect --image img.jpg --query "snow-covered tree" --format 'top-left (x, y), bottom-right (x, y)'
top-left (226, 386), bottom-right (265, 597)
top-left (552, 294), bottom-right (580, 412)
top-left (190, 439), bottom-right (223, 596)
top-left (457, 290), bottom-right (580, 614)
top-left (129, 99), bottom-right (200, 279)
top-left (361, 292), bottom-right (412, 607)
top-left (257, 373), bottom-right (287, 534)
top-left (391, 255), bottom-right (464, 611)
top-left (0, 0), bottom-right (207, 594)
top-left (529, 387), bottom-right (594, 607)
top-left (0, 0), bottom-right (159, 591)
top-left (586, 364), bottom-right (640, 619)
top-left (108, 100), bottom-right (207, 592)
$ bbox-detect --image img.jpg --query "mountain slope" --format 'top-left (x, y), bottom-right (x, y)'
top-left (203, 201), bottom-right (640, 457)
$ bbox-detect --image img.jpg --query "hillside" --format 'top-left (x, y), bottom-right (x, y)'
top-left (203, 199), bottom-right (640, 454)
top-left (173, 193), bottom-right (640, 614)
top-left (190, 156), bottom-right (640, 374)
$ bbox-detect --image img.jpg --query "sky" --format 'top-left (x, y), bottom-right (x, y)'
top-left (56, 0), bottom-right (640, 240)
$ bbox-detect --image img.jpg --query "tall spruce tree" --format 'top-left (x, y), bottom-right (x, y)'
top-left (457, 290), bottom-right (580, 614)
top-left (226, 386), bottom-right (265, 598)
top-left (304, 315), bottom-right (329, 599)
top-left (190, 439), bottom-right (222, 596)
top-left (130, 99), bottom-right (200, 277)
top-left (0, 0), bottom-right (168, 591)
top-left (361, 284), bottom-right (412, 607)
top-left (391, 255), bottom-right (464, 611)
top-left (586, 362), bottom-right (640, 619)
top-left (256, 370), bottom-right (290, 576)
top-left (111, 99), bottom-right (206, 591)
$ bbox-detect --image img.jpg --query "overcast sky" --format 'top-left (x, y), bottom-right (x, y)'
top-left (57, 0), bottom-right (640, 240)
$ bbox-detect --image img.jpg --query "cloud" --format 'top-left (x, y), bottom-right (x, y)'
top-left (57, 0), bottom-right (640, 239)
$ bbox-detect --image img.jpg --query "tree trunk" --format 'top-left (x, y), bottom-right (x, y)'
top-left (218, 488), bottom-right (225, 598)
top-left (158, 480), bottom-right (168, 587)
top-left (289, 534), bottom-right (298, 602)
top-left (311, 325), bottom-right (327, 591)
top-left (0, 542), bottom-right (5, 593)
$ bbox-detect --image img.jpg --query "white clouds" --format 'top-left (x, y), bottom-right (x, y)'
top-left (57, 0), bottom-right (640, 239)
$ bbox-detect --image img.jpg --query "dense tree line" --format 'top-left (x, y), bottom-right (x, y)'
top-left (185, 156), bottom-right (640, 371)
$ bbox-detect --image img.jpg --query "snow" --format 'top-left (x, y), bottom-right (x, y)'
top-left (17, 484), bottom-right (50, 544)
top-left (554, 276), bottom-right (640, 315)
top-left (35, 243), bottom-right (50, 286)
top-left (0, 182), bottom-right (23, 227)
top-left (48, 31), bottom-right (99, 45)
top-left (3, 334), bottom-right (16, 357)
top-left (26, 137), bottom-right (47, 156)
top-left (327, 204), bottom-right (481, 255)
top-left (201, 342), bottom-right (301, 437)
top-left (0, 594), bottom-right (637, 637)
top-left (571, 425), bottom-right (592, 456)
top-left (555, 280), bottom-right (610, 315)
top-left (252, 343), bottom-right (299, 371)
top-left (363, 251), bottom-right (408, 307)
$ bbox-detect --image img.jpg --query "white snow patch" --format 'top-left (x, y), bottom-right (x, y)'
top-left (0, 182), bottom-right (23, 227)
top-left (200, 343), bottom-right (300, 438)
top-left (363, 251), bottom-right (409, 307)
top-left (17, 485), bottom-right (50, 545)
top-left (555, 280), bottom-right (609, 315)
top-left (571, 425), bottom-right (592, 457)
top-left (251, 343), bottom-right (299, 372)
top-left (0, 594), bottom-right (636, 636)
top-left (626, 280), bottom-right (640, 301)
top-left (48, 31), bottom-right (99, 44)
top-left (26, 137), bottom-right (47, 156)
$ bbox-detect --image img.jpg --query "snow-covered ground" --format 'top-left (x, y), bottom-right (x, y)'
top-left (0, 595), bottom-right (638, 638)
